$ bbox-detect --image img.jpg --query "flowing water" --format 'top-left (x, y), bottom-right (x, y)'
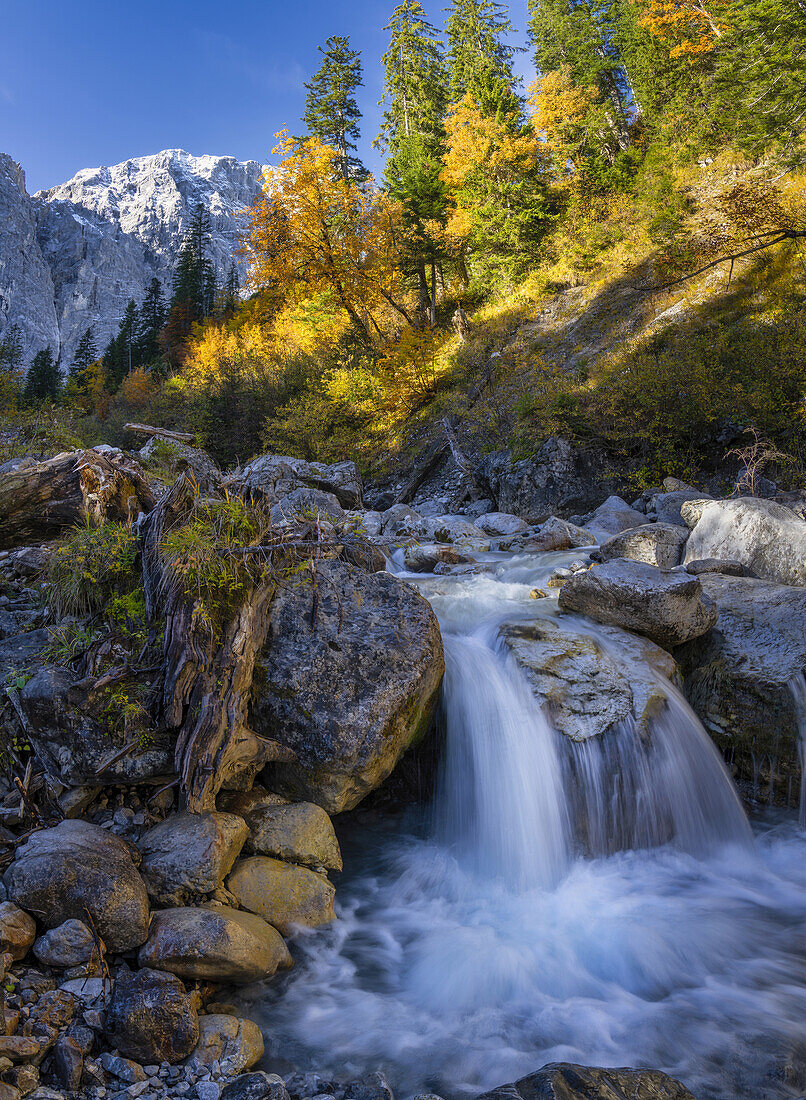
top-left (247, 550), bottom-right (806, 1100)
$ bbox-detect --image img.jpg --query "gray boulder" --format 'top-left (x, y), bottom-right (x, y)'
top-left (474, 512), bottom-right (529, 536)
top-left (651, 488), bottom-right (712, 525)
top-left (250, 561), bottom-right (444, 813)
top-left (674, 574), bottom-right (806, 792)
top-left (239, 801), bottom-right (342, 871)
top-left (270, 487), bottom-right (344, 526)
top-left (477, 1063), bottom-right (695, 1100)
top-left (106, 968), bottom-right (198, 1065)
top-left (474, 439), bottom-right (610, 523)
top-left (238, 454), bottom-right (362, 510)
top-left (415, 515), bottom-right (489, 547)
top-left (558, 558), bottom-right (718, 649)
top-left (501, 618), bottom-right (679, 741)
top-left (187, 1015), bottom-right (264, 1075)
top-left (683, 497), bottom-right (806, 587)
top-left (33, 919), bottom-right (96, 968)
top-left (685, 558), bottom-right (749, 577)
top-left (137, 904), bottom-right (291, 984)
top-left (137, 812), bottom-right (249, 905)
top-left (139, 437), bottom-right (222, 494)
top-left (583, 495), bottom-right (645, 542)
top-left (4, 820), bottom-right (149, 952)
top-left (403, 544), bottom-right (473, 573)
top-left (381, 504), bottom-right (422, 538)
top-left (596, 522), bottom-right (688, 570)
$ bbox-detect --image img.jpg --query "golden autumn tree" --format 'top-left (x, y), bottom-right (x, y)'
top-left (442, 93), bottom-right (550, 279)
top-left (637, 0), bottom-right (729, 58)
top-left (244, 135), bottom-right (414, 347)
top-left (529, 68), bottom-right (598, 181)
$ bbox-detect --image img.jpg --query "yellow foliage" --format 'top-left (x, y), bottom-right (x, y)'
top-left (528, 70), bottom-right (597, 180)
top-left (117, 367), bottom-right (157, 409)
top-left (637, 0), bottom-right (729, 58)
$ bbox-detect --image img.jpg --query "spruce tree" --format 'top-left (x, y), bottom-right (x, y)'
top-left (0, 325), bottom-right (23, 373)
top-left (445, 0), bottom-right (519, 114)
top-left (68, 327), bottom-right (98, 395)
top-left (138, 277), bottom-right (166, 365)
top-left (303, 35), bottom-right (367, 181)
top-left (24, 347), bottom-right (60, 403)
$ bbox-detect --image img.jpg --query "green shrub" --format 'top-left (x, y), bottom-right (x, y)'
top-left (48, 521), bottom-right (140, 619)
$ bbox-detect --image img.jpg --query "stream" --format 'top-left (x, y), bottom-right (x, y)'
top-left (246, 549), bottom-right (806, 1100)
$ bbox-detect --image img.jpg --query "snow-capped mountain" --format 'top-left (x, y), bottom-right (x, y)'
top-left (0, 150), bottom-right (268, 367)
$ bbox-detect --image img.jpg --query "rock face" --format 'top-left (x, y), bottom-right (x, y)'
top-left (227, 856), bottom-right (336, 935)
top-left (137, 905), bottom-right (292, 983)
top-left (501, 618), bottom-right (679, 741)
top-left (251, 561), bottom-right (444, 813)
top-left (674, 574), bottom-right (806, 791)
top-left (476, 1063), bottom-right (696, 1100)
top-left (596, 522), bottom-right (688, 570)
top-left (106, 967), bottom-right (198, 1065)
top-left (237, 454), bottom-right (362, 510)
top-left (683, 497), bottom-right (806, 587)
top-left (0, 150), bottom-right (268, 367)
top-left (137, 812), bottom-right (249, 905)
top-left (558, 559), bottom-right (718, 649)
top-left (0, 154), bottom-right (60, 360)
top-left (4, 820), bottom-right (149, 952)
top-left (475, 439), bottom-right (609, 523)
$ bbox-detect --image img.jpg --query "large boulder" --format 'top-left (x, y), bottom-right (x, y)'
top-left (583, 495), bottom-right (645, 542)
top-left (596, 522), bottom-right (688, 570)
top-left (227, 857), bottom-right (336, 935)
top-left (674, 574), bottom-right (806, 794)
top-left (137, 812), bottom-right (249, 905)
top-left (33, 919), bottom-right (96, 968)
top-left (0, 450), bottom-right (154, 550)
top-left (558, 559), bottom-right (718, 649)
top-left (415, 515), bottom-right (490, 548)
top-left (474, 512), bottom-right (529, 537)
top-left (270, 487), bottom-right (344, 526)
top-left (20, 666), bottom-right (172, 786)
top-left (239, 801), bottom-right (342, 871)
top-left (138, 436), bottom-right (222, 494)
top-left (683, 497), bottom-right (806, 587)
top-left (477, 1063), bottom-right (695, 1100)
top-left (250, 561), bottom-right (444, 813)
top-left (501, 617), bottom-right (679, 741)
top-left (474, 439), bottom-right (609, 524)
top-left (4, 820), bottom-right (149, 952)
top-left (403, 544), bottom-right (473, 573)
top-left (237, 454), bottom-right (362, 510)
top-left (652, 488), bottom-right (712, 526)
top-left (137, 904), bottom-right (291, 983)
top-left (106, 968), bottom-right (198, 1065)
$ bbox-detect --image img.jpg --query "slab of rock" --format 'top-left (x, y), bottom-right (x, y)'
top-left (674, 574), bottom-right (806, 789)
top-left (106, 968), bottom-right (198, 1065)
top-left (98, 1053), bottom-right (146, 1083)
top-left (4, 820), bottom-right (149, 953)
top-left (251, 561), bottom-right (444, 813)
top-left (415, 515), bottom-right (489, 547)
top-left (403, 545), bottom-right (473, 574)
top-left (220, 1073), bottom-right (289, 1100)
top-left (227, 857), bottom-right (335, 935)
top-left (137, 812), bottom-right (248, 905)
top-left (474, 512), bottom-right (529, 536)
top-left (477, 1063), bottom-right (695, 1100)
top-left (501, 618), bottom-right (679, 741)
top-left (237, 454), bottom-right (362, 510)
top-left (240, 802), bottom-right (341, 871)
top-left (0, 902), bottom-right (36, 961)
top-left (33, 920), bottom-right (96, 968)
top-left (583, 495), bottom-right (646, 542)
top-left (270, 487), bottom-right (344, 526)
top-left (558, 558), bottom-right (718, 649)
top-left (137, 905), bottom-right (291, 984)
top-left (187, 1015), bottom-right (264, 1075)
top-left (596, 522), bottom-right (688, 570)
top-left (52, 1037), bottom-right (83, 1091)
top-left (683, 497), bottom-right (806, 587)
top-left (685, 557), bottom-right (749, 577)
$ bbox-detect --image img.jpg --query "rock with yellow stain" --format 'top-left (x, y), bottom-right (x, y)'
top-left (227, 857), bottom-right (336, 936)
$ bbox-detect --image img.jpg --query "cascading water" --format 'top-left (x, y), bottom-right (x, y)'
top-left (247, 550), bottom-right (806, 1100)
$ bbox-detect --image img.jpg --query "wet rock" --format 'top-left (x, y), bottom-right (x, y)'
top-left (501, 617), bottom-right (679, 741)
top-left (683, 497), bottom-right (806, 587)
top-left (596, 523), bottom-right (688, 570)
top-left (4, 821), bottom-right (149, 953)
top-left (137, 813), bottom-right (249, 906)
top-left (583, 495), bottom-right (645, 542)
top-left (106, 968), bottom-right (198, 1065)
top-left (220, 1072), bottom-right (289, 1100)
top-left (477, 1063), bottom-right (695, 1100)
top-left (187, 1015), bottom-right (264, 1075)
top-left (236, 454), bottom-right (362, 510)
top-left (137, 905), bottom-right (291, 984)
top-left (0, 903), bottom-right (36, 961)
top-left (270, 488), bottom-right (344, 526)
top-left (473, 512), bottom-right (529, 537)
top-left (227, 857), bottom-right (335, 935)
top-left (33, 919), bottom-right (97, 969)
top-left (380, 505), bottom-right (421, 538)
top-left (239, 802), bottom-right (341, 871)
top-left (505, 516), bottom-right (595, 553)
top-left (558, 558), bottom-right (718, 649)
top-left (251, 561), bottom-right (444, 814)
top-left (403, 545), bottom-right (472, 574)
top-left (53, 1036), bottom-right (83, 1091)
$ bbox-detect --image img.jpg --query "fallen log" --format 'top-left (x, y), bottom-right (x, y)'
top-left (124, 423), bottom-right (195, 444)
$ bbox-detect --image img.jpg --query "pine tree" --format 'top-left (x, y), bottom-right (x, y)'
top-left (0, 325), bottom-right (23, 373)
top-left (445, 0), bottom-right (519, 115)
top-left (223, 263), bottom-right (240, 313)
top-left (68, 327), bottom-right (98, 398)
top-left (304, 36), bottom-right (367, 181)
top-left (164, 204), bottom-right (216, 364)
top-left (24, 347), bottom-right (61, 403)
top-left (138, 277), bottom-right (166, 365)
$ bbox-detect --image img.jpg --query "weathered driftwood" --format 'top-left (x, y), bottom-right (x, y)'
top-left (124, 423), bottom-right (195, 443)
top-left (140, 476), bottom-right (295, 812)
top-left (0, 450), bottom-right (155, 551)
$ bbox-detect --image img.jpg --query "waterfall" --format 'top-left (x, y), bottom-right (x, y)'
top-left (788, 673), bottom-right (806, 827)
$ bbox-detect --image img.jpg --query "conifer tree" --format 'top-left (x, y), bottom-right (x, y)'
top-left (445, 0), bottom-right (519, 115)
top-left (24, 347), bottom-right (60, 403)
top-left (68, 327), bottom-right (98, 394)
top-left (303, 36), bottom-right (367, 181)
top-left (0, 325), bottom-right (23, 373)
top-left (138, 277), bottom-right (166, 364)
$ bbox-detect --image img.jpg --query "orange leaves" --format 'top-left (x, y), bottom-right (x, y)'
top-left (443, 94), bottom-right (541, 189)
top-left (636, 0), bottom-right (729, 59)
top-left (528, 69), bottom-right (596, 170)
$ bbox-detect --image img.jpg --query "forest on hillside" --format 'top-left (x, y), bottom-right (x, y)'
top-left (3, 0), bottom-right (806, 485)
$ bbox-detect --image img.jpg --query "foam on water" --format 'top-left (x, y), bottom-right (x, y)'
top-left (247, 551), bottom-right (806, 1100)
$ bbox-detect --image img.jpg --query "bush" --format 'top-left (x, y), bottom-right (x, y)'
top-left (48, 521), bottom-right (140, 619)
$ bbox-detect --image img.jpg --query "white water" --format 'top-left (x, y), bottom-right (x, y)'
top-left (246, 550), bottom-right (806, 1100)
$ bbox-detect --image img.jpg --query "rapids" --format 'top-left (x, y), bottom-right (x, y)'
top-left (245, 550), bottom-right (806, 1100)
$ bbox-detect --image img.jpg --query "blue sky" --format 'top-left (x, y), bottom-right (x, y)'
top-left (2, 0), bottom-right (534, 194)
